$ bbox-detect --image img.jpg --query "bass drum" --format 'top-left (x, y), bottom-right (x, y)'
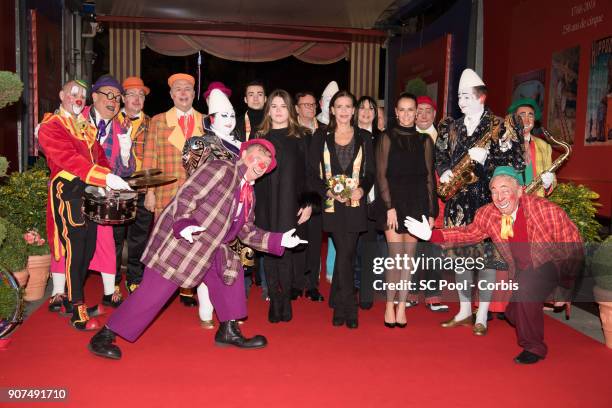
top-left (0, 269), bottom-right (24, 339)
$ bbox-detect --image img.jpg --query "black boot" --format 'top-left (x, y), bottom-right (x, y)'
top-left (268, 297), bottom-right (281, 323)
top-left (215, 321), bottom-right (267, 349)
top-left (290, 288), bottom-right (303, 300)
top-left (305, 288), bottom-right (325, 302)
top-left (280, 295), bottom-right (292, 322)
top-left (88, 326), bottom-right (122, 360)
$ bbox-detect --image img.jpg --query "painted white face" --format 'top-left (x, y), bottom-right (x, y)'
top-left (60, 83), bottom-right (87, 115)
top-left (211, 110), bottom-right (236, 137)
top-left (458, 89), bottom-right (483, 116)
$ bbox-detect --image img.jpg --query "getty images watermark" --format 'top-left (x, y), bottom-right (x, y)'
top-left (371, 254), bottom-right (519, 291)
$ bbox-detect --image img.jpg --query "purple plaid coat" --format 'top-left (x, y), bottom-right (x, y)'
top-left (141, 159), bottom-right (283, 288)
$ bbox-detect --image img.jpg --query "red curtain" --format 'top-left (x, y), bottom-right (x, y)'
top-left (143, 32), bottom-right (348, 64)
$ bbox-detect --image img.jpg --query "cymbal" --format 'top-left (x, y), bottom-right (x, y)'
top-left (129, 168), bottom-right (162, 178)
top-left (128, 175), bottom-right (177, 188)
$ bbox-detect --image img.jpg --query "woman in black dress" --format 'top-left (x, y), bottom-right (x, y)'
top-left (309, 90), bottom-right (375, 328)
top-left (376, 92), bottom-right (438, 328)
top-left (254, 89), bottom-right (317, 323)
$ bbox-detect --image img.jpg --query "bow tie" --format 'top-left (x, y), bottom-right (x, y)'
top-left (97, 119), bottom-right (108, 141)
top-left (239, 182), bottom-right (254, 221)
top-left (500, 214), bottom-right (514, 240)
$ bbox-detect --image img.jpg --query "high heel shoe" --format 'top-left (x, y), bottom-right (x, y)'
top-left (384, 321), bottom-right (396, 329)
top-left (395, 322), bottom-right (407, 329)
top-left (552, 302), bottom-right (571, 320)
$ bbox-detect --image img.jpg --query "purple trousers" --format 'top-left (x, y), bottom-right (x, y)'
top-left (107, 260), bottom-right (246, 342)
top-left (505, 264), bottom-right (558, 358)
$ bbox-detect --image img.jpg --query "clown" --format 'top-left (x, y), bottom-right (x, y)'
top-left (405, 166), bottom-right (582, 364)
top-left (89, 139), bottom-right (307, 359)
top-left (434, 68), bottom-right (525, 335)
top-left (39, 79), bottom-right (131, 331)
top-left (507, 98), bottom-right (556, 196)
top-left (182, 88), bottom-right (243, 329)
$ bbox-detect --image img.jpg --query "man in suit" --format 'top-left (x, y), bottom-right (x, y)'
top-left (113, 76), bottom-right (154, 295)
top-left (88, 139), bottom-right (307, 359)
top-left (235, 80), bottom-right (266, 142)
top-left (405, 166), bottom-right (583, 364)
top-left (143, 73), bottom-right (205, 307)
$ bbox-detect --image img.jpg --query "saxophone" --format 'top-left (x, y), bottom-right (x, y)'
top-left (437, 113), bottom-right (511, 201)
top-left (524, 128), bottom-right (571, 194)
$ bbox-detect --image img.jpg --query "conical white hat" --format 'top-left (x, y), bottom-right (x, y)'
top-left (208, 88), bottom-right (234, 115)
top-left (458, 68), bottom-right (485, 91)
top-left (321, 81), bottom-right (339, 99)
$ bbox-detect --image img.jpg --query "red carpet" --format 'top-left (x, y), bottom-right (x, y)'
top-left (1, 278), bottom-right (611, 408)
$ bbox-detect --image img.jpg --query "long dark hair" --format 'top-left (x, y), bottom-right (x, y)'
top-left (257, 89), bottom-right (302, 138)
top-left (327, 90), bottom-right (356, 133)
top-left (390, 92), bottom-right (418, 150)
top-left (354, 96), bottom-right (380, 140)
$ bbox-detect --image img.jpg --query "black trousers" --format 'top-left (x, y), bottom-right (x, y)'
top-left (292, 213), bottom-right (322, 291)
top-left (329, 231), bottom-right (359, 320)
top-left (264, 253), bottom-right (293, 298)
top-left (356, 218), bottom-right (378, 304)
top-left (112, 194), bottom-right (154, 285)
top-left (51, 177), bottom-right (97, 304)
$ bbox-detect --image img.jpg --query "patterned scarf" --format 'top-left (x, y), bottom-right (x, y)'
top-left (320, 140), bottom-right (362, 213)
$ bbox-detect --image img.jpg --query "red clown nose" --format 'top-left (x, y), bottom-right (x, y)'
top-left (76, 100), bottom-right (83, 106)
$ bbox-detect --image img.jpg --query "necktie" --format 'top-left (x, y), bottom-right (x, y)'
top-left (178, 114), bottom-right (194, 138)
top-left (97, 119), bottom-right (107, 142)
top-left (239, 182), bottom-right (254, 221)
top-left (500, 215), bottom-right (514, 240)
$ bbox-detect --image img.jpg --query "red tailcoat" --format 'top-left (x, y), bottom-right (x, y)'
top-left (38, 109), bottom-right (111, 259)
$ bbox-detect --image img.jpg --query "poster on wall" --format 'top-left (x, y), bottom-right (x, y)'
top-left (547, 45), bottom-right (580, 144)
top-left (512, 69), bottom-right (545, 114)
top-left (585, 35), bottom-right (612, 146)
top-left (395, 34), bottom-right (452, 118)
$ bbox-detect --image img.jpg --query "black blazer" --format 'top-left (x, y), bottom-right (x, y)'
top-left (308, 126), bottom-right (375, 233)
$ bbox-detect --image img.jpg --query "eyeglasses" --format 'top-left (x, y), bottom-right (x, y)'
top-left (124, 92), bottom-right (146, 99)
top-left (96, 90), bottom-right (122, 102)
top-left (298, 103), bottom-right (316, 108)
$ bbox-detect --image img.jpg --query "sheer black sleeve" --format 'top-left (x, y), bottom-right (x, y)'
top-left (423, 135), bottom-right (439, 219)
top-left (376, 131), bottom-right (393, 210)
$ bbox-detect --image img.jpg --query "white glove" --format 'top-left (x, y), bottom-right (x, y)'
top-left (179, 225), bottom-right (206, 243)
top-left (541, 171), bottom-right (554, 189)
top-left (281, 228), bottom-right (308, 248)
top-left (468, 147), bottom-right (488, 165)
top-left (404, 215), bottom-right (432, 241)
top-left (117, 128), bottom-right (132, 166)
top-left (106, 173), bottom-right (133, 191)
top-left (439, 169), bottom-right (453, 184)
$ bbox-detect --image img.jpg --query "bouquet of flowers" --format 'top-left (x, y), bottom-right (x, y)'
top-left (326, 175), bottom-right (358, 208)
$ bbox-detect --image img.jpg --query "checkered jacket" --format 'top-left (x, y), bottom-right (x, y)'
top-left (141, 160), bottom-right (283, 288)
top-left (434, 194), bottom-right (583, 284)
top-left (143, 108), bottom-right (204, 213)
